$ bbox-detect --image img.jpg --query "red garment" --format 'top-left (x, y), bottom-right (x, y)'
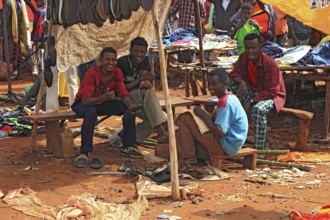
top-left (170, 0), bottom-right (206, 29)
top-left (75, 66), bottom-right (128, 103)
top-left (247, 60), bottom-right (258, 91)
top-left (229, 52), bottom-right (286, 113)
top-left (252, 3), bottom-right (269, 32)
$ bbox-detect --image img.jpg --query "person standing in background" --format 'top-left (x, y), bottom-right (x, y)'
top-left (206, 0), bottom-right (242, 35)
top-left (25, 0), bottom-right (47, 76)
top-left (287, 16), bottom-right (311, 47)
top-left (273, 7), bottom-right (287, 47)
top-left (170, 0), bottom-right (206, 30)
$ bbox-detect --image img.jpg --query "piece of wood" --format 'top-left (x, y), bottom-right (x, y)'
top-left (281, 107), bottom-right (314, 120)
top-left (30, 20), bottom-right (53, 151)
top-left (23, 110), bottom-right (77, 121)
top-left (193, 0), bottom-right (207, 95)
top-left (45, 121), bottom-right (62, 157)
top-left (296, 119), bottom-right (311, 151)
top-left (152, 5), bottom-right (180, 200)
top-left (243, 154), bottom-right (257, 170)
top-left (323, 81), bottom-right (330, 138)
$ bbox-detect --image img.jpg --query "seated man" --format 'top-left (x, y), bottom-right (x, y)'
top-left (229, 33), bottom-right (286, 150)
top-left (116, 37), bottom-right (168, 143)
top-left (72, 47), bottom-right (143, 168)
top-left (176, 69), bottom-right (248, 172)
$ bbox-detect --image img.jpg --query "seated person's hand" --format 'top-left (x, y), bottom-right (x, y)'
top-left (140, 73), bottom-right (155, 83)
top-left (249, 19), bottom-right (260, 28)
top-left (140, 80), bottom-right (152, 89)
top-left (237, 81), bottom-right (248, 99)
top-left (235, 20), bottom-right (245, 29)
top-left (193, 106), bottom-right (207, 118)
top-left (102, 90), bottom-right (115, 101)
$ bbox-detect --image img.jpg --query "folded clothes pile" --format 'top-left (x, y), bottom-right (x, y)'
top-left (46, 0), bottom-right (155, 28)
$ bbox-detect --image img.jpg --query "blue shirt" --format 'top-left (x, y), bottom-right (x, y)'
top-left (214, 94), bottom-right (248, 157)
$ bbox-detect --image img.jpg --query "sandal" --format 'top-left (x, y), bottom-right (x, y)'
top-left (44, 57), bottom-right (53, 87)
top-left (90, 158), bottom-right (102, 169)
top-left (75, 154), bottom-right (88, 168)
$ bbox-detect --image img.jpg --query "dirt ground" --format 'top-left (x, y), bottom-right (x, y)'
top-left (0, 71), bottom-right (330, 220)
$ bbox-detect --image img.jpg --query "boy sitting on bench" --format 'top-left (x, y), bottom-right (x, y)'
top-left (176, 69), bottom-right (248, 175)
top-left (72, 47), bottom-right (143, 169)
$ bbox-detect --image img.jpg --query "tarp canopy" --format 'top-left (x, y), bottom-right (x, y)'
top-left (54, 0), bottom-right (170, 72)
top-left (261, 0), bottom-right (330, 35)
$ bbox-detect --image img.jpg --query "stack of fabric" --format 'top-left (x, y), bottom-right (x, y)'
top-left (47, 0), bottom-right (155, 28)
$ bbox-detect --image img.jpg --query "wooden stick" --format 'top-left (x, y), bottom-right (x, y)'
top-left (30, 20), bottom-right (52, 151)
top-left (227, 157), bottom-right (312, 171)
top-left (151, 6), bottom-right (180, 200)
top-left (193, 0), bottom-right (206, 95)
top-left (256, 150), bottom-right (290, 155)
top-left (2, 0), bottom-right (12, 93)
top-left (323, 81), bottom-right (330, 139)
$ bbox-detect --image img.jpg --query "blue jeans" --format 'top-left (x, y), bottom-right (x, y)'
top-left (72, 100), bottom-right (136, 153)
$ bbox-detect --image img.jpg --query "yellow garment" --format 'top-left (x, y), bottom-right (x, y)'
top-left (320, 35), bottom-right (330, 44)
top-left (9, 0), bottom-right (18, 42)
top-left (261, 0), bottom-right (330, 35)
top-left (21, 1), bottom-right (28, 44)
top-left (9, 0), bottom-right (28, 43)
top-left (277, 152), bottom-right (330, 163)
top-left (59, 71), bottom-right (80, 97)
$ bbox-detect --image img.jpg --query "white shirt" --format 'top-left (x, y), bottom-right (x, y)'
top-left (222, 0), bottom-right (230, 10)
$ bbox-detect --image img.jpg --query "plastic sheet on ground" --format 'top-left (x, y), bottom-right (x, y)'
top-left (3, 187), bottom-right (148, 220)
top-left (136, 175), bottom-right (200, 199)
top-left (278, 152), bottom-right (330, 163)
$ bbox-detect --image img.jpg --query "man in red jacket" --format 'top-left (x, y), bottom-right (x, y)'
top-left (72, 47), bottom-right (142, 169)
top-left (229, 33), bottom-right (286, 149)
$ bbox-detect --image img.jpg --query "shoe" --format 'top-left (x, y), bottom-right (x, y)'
top-left (120, 146), bottom-right (143, 158)
top-left (90, 158), bottom-right (102, 169)
top-left (44, 58), bottom-right (53, 87)
top-left (48, 36), bottom-right (57, 66)
top-left (75, 154), bottom-right (88, 168)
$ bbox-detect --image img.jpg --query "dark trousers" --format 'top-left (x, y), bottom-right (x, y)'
top-left (72, 100), bottom-right (136, 153)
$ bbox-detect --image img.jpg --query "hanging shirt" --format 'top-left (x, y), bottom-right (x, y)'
top-left (31, 5), bottom-right (47, 42)
top-left (251, 3), bottom-right (269, 33)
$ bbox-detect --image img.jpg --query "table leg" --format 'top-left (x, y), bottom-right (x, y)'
top-left (45, 121), bottom-right (63, 157)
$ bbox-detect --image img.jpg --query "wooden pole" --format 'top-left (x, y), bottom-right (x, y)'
top-left (151, 6), bottom-right (180, 200)
top-left (194, 0), bottom-right (207, 95)
top-left (323, 80), bottom-right (330, 139)
top-left (30, 21), bottom-right (52, 151)
top-left (2, 0), bottom-right (12, 93)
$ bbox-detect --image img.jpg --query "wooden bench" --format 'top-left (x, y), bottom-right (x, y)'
top-left (279, 107), bottom-right (314, 151)
top-left (185, 95), bottom-right (314, 151)
top-left (22, 111), bottom-right (78, 157)
top-left (155, 143), bottom-right (257, 170)
top-left (22, 98), bottom-right (194, 158)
